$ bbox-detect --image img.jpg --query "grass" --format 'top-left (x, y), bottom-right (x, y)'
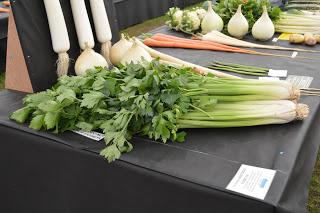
top-left (121, 2), bottom-right (203, 36)
top-left (308, 152), bottom-right (320, 212)
top-left (0, 3), bottom-right (319, 212)
top-left (121, 16), bottom-right (166, 36)
top-left (0, 72), bottom-right (4, 89)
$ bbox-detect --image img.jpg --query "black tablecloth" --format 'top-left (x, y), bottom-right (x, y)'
top-left (1, 26), bottom-right (320, 213)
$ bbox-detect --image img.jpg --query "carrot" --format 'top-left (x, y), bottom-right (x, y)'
top-left (2, 1), bottom-right (10, 7)
top-left (0, 7), bottom-right (9, 13)
top-left (151, 34), bottom-right (253, 53)
top-left (143, 38), bottom-right (253, 54)
top-left (151, 36), bottom-right (252, 53)
top-left (153, 34), bottom-right (242, 49)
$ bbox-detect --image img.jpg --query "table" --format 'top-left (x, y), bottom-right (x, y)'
top-left (1, 26), bottom-right (320, 213)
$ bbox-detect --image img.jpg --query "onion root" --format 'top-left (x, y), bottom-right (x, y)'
top-left (57, 52), bottom-right (69, 76)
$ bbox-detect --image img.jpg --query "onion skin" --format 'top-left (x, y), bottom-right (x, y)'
top-left (227, 5), bottom-right (248, 39)
top-left (201, 1), bottom-right (224, 33)
top-left (75, 48), bottom-right (108, 76)
top-left (252, 6), bottom-right (275, 41)
top-left (120, 43), bottom-right (153, 65)
top-left (110, 35), bottom-right (133, 65)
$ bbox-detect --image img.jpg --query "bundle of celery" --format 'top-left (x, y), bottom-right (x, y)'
top-left (207, 61), bottom-right (269, 76)
top-left (275, 11), bottom-right (320, 34)
top-left (10, 60), bottom-right (309, 162)
top-left (285, 1), bottom-right (320, 11)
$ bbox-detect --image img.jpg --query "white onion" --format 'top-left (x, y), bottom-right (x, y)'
top-left (201, 1), bottom-right (224, 33)
top-left (120, 42), bottom-right (152, 65)
top-left (75, 47), bottom-right (108, 76)
top-left (227, 5), bottom-right (249, 39)
top-left (110, 35), bottom-right (133, 65)
top-left (252, 6), bottom-right (275, 41)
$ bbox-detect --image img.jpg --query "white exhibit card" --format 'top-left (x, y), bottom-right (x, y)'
top-left (268, 69), bottom-right (288, 77)
top-left (73, 130), bottom-right (105, 141)
top-left (226, 164), bottom-right (276, 200)
top-left (286, 75), bottom-right (313, 89)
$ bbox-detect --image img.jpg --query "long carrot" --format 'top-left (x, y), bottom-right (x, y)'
top-left (154, 33), bottom-right (238, 48)
top-left (2, 1), bottom-right (10, 7)
top-left (0, 7), bottom-right (9, 13)
top-left (146, 34), bottom-right (313, 59)
top-left (144, 38), bottom-right (255, 54)
top-left (151, 34), bottom-right (254, 53)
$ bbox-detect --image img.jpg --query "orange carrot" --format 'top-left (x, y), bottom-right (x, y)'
top-left (0, 7), bottom-right (9, 13)
top-left (143, 38), bottom-right (254, 54)
top-left (151, 34), bottom-right (253, 53)
top-left (2, 1), bottom-right (10, 7)
top-left (153, 34), bottom-right (240, 49)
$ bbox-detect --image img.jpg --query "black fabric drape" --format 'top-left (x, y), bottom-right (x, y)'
top-left (0, 3), bottom-right (8, 72)
top-left (0, 108), bottom-right (273, 213)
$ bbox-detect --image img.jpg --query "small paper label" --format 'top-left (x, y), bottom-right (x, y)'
top-left (286, 75), bottom-right (313, 88)
top-left (291, 51), bottom-right (298, 58)
top-left (259, 77), bottom-right (280, 81)
top-left (226, 165), bottom-right (276, 200)
top-left (268, 69), bottom-right (288, 77)
top-left (73, 130), bottom-right (105, 141)
top-left (272, 37), bottom-right (278, 43)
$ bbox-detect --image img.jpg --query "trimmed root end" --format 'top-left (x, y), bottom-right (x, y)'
top-left (101, 41), bottom-right (112, 66)
top-left (296, 103), bottom-right (309, 120)
top-left (57, 52), bottom-right (69, 76)
top-left (291, 87), bottom-right (301, 101)
top-left (191, 34), bottom-right (202, 40)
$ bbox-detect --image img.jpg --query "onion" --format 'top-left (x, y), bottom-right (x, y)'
top-left (110, 34), bottom-right (133, 65)
top-left (75, 45), bottom-right (109, 76)
top-left (227, 5), bottom-right (249, 39)
top-left (201, 1), bottom-right (224, 33)
top-left (120, 42), bottom-right (152, 65)
top-left (252, 6), bottom-right (275, 41)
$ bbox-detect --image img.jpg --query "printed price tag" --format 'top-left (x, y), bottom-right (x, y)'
top-left (272, 37), bottom-right (278, 43)
top-left (73, 130), bottom-right (105, 141)
top-left (268, 69), bottom-right (287, 77)
top-left (226, 165), bottom-right (276, 200)
top-left (291, 51), bottom-right (298, 58)
top-left (286, 75), bottom-right (313, 88)
top-left (259, 77), bottom-right (280, 81)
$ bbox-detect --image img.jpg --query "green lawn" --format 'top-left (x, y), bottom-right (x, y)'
top-left (0, 4), bottom-right (319, 212)
top-left (308, 152), bottom-right (320, 212)
top-left (0, 72), bottom-right (4, 90)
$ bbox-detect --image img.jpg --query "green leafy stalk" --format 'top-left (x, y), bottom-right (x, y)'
top-left (9, 60), bottom-right (306, 162)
